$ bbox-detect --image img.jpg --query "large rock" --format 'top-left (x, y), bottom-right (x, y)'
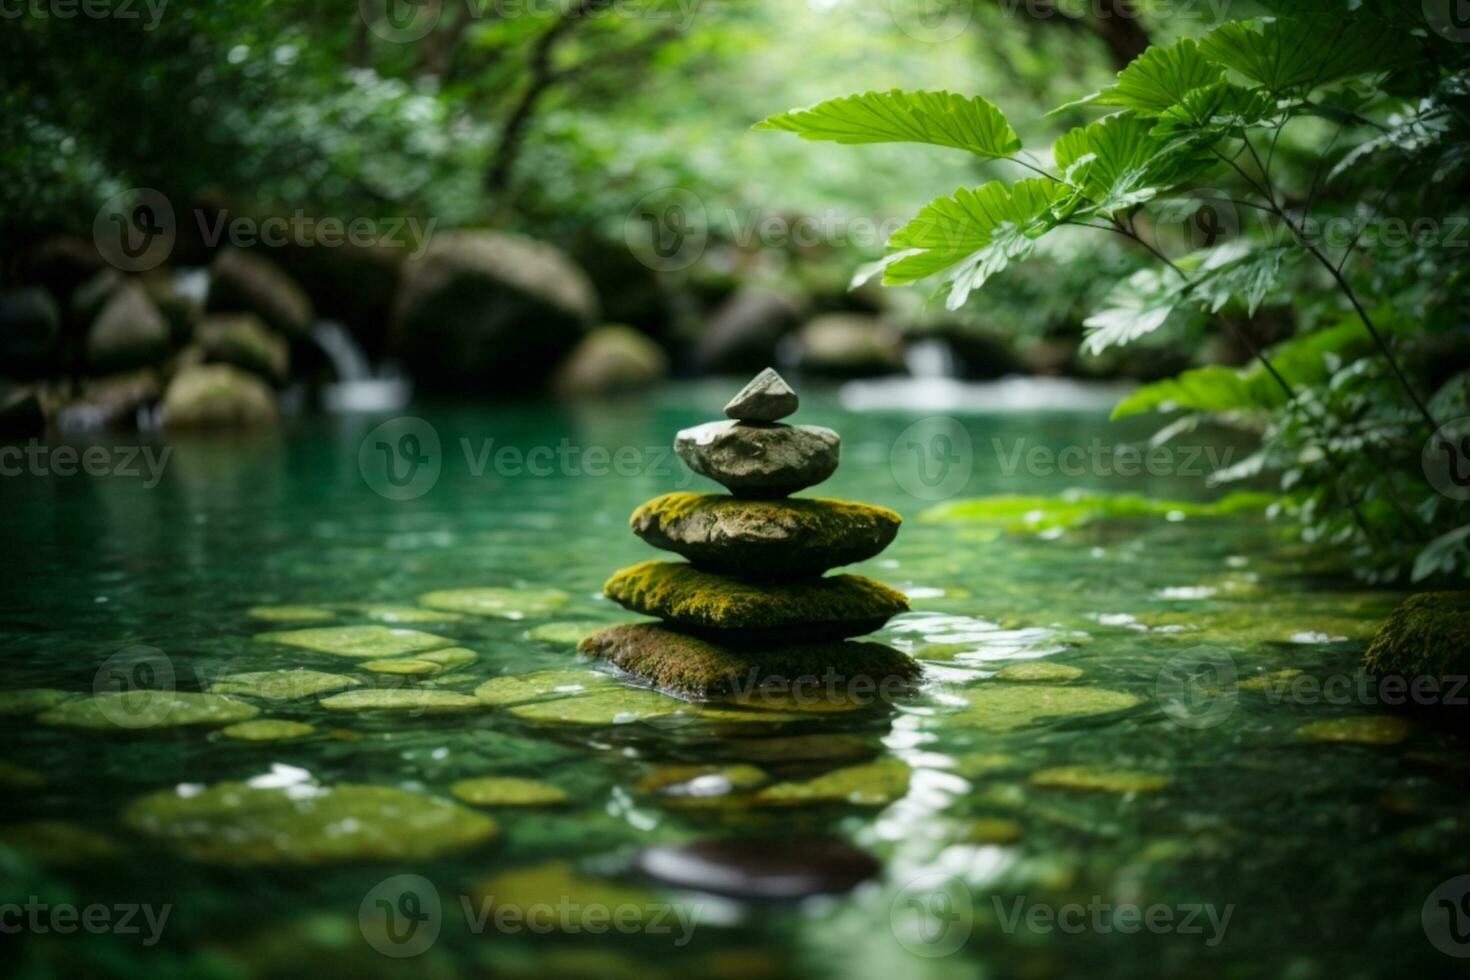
top-left (0, 288), bottom-right (61, 379)
top-left (552, 324), bottom-right (667, 398)
top-left (197, 315), bottom-right (289, 384)
top-left (161, 364), bottom-right (277, 430)
top-left (1364, 592), bottom-right (1470, 686)
top-left (631, 492), bottom-right (900, 577)
top-left (675, 420), bottom-right (839, 497)
top-left (206, 248), bottom-right (314, 339)
top-left (693, 289), bottom-right (802, 375)
top-left (581, 623), bottom-right (918, 699)
top-left (603, 560), bottom-right (909, 642)
top-left (393, 231), bottom-right (597, 392)
top-left (794, 313), bottom-right (905, 378)
top-left (724, 367), bottom-right (797, 422)
top-left (86, 282), bottom-right (171, 373)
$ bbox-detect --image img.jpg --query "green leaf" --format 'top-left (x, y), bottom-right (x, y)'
top-left (1054, 112), bottom-right (1214, 215)
top-left (1084, 39), bottom-right (1227, 116)
top-left (1150, 82), bottom-right (1277, 140)
top-left (1081, 266), bottom-right (1188, 355)
top-left (1198, 16), bottom-right (1420, 95)
top-left (1191, 243), bottom-right (1288, 315)
top-left (920, 491), bottom-right (1274, 531)
top-left (884, 179), bottom-right (1067, 309)
top-left (755, 90), bottom-right (1021, 159)
top-left (1111, 367), bottom-right (1265, 419)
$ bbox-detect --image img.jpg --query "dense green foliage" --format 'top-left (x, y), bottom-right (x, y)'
top-left (761, 3), bottom-right (1470, 584)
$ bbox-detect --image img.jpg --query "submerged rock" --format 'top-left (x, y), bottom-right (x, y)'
top-left (752, 757), bottom-right (910, 807)
top-left (0, 689), bottom-right (76, 717)
top-left (505, 686), bottom-right (684, 725)
top-left (123, 782), bottom-right (497, 864)
top-left (319, 690), bottom-right (480, 713)
top-left (993, 662), bottom-right (1084, 682)
top-left (1364, 591), bottom-right (1470, 684)
top-left (953, 684), bottom-right (1143, 731)
top-left (552, 324), bottom-right (668, 397)
top-left (527, 621), bottom-right (619, 645)
top-left (220, 719), bottom-right (315, 741)
top-left (254, 625), bottom-right (454, 658)
top-left (579, 623), bottom-right (918, 699)
top-left (1029, 766), bottom-right (1171, 793)
top-left (470, 862), bottom-right (667, 931)
top-left (418, 587), bottom-right (568, 619)
top-left (246, 605), bottom-right (336, 623)
top-left (603, 561), bottom-right (908, 640)
top-left (635, 836), bottom-right (880, 899)
top-left (161, 364), bottom-right (277, 430)
top-left (637, 764), bottom-right (768, 797)
top-left (0, 820), bottom-right (117, 864)
top-left (674, 420), bottom-right (839, 497)
top-left (360, 646), bottom-right (477, 676)
top-left (38, 691), bottom-right (260, 730)
top-left (724, 367), bottom-right (798, 422)
top-left (449, 776), bottom-right (568, 806)
top-left (474, 669), bottom-right (616, 706)
top-left (630, 492), bottom-right (901, 577)
top-left (1296, 715), bottom-right (1411, 745)
top-left (211, 670), bottom-right (363, 700)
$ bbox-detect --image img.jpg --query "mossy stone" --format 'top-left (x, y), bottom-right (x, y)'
top-left (212, 670), bottom-right (363, 700)
top-left (579, 623), bottom-right (919, 698)
top-left (474, 669), bottom-right (616, 706)
top-left (1238, 668), bottom-right (1303, 693)
top-left (1030, 766), bottom-right (1171, 793)
top-left (527, 621), bottom-right (620, 645)
top-left (1297, 715), bottom-right (1411, 745)
top-left (0, 689), bottom-right (76, 717)
top-left (346, 604), bottom-right (465, 624)
top-left (754, 758), bottom-right (910, 806)
top-left (361, 647), bottom-right (477, 676)
top-left (603, 561), bottom-right (909, 640)
top-left (221, 719), bottom-right (316, 741)
top-left (319, 690), bottom-right (481, 713)
top-left (38, 691), bottom-right (260, 730)
top-left (0, 820), bottom-right (117, 864)
top-left (507, 687), bottom-right (685, 725)
top-left (993, 662), bottom-right (1084, 682)
top-left (247, 605), bottom-right (335, 623)
top-left (418, 587), bottom-right (568, 620)
top-left (255, 625), bottom-right (455, 658)
top-left (725, 734), bottom-right (878, 765)
top-left (630, 492), bottom-right (901, 577)
top-left (450, 777), bottom-right (568, 806)
top-left (954, 685), bottom-right (1143, 731)
top-left (123, 782), bottom-right (498, 864)
top-left (469, 862), bottom-right (666, 931)
top-left (1364, 591), bottom-right (1470, 681)
top-left (637, 764), bottom-right (768, 796)
top-left (0, 762), bottom-right (46, 789)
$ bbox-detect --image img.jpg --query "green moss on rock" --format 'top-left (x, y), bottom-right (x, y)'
top-left (579, 623), bottom-right (919, 699)
top-left (630, 492), bottom-right (901, 577)
top-left (603, 560), bottom-right (908, 640)
top-left (1364, 591), bottom-right (1470, 681)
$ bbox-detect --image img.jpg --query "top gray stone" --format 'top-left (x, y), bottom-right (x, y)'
top-left (724, 367), bottom-right (798, 422)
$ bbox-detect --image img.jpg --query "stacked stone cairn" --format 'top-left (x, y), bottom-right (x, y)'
top-left (580, 368), bottom-right (920, 700)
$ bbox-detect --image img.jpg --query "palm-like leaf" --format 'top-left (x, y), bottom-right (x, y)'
top-left (755, 90), bottom-right (1021, 159)
top-left (1198, 16), bottom-right (1418, 94)
top-left (1054, 112), bottom-right (1215, 214)
top-left (1071, 39), bottom-right (1226, 116)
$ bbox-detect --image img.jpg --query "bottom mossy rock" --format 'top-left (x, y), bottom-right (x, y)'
top-left (603, 561), bottom-right (909, 641)
top-left (579, 623), bottom-right (920, 699)
top-left (1364, 591), bottom-right (1470, 683)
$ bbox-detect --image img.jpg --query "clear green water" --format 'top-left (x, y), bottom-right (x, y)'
top-left (2, 382), bottom-right (1461, 979)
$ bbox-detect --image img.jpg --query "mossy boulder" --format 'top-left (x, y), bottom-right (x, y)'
top-left (38, 691), bottom-right (260, 730)
top-left (206, 248), bottom-right (314, 339)
top-left (196, 314), bottom-right (290, 384)
top-left (603, 561), bottom-right (908, 641)
top-left (123, 782), bottom-right (497, 864)
top-left (161, 364), bottom-right (277, 430)
top-left (254, 625), bottom-right (454, 658)
top-left (1364, 592), bottom-right (1470, 684)
top-left (579, 623), bottom-right (919, 699)
top-left (551, 324), bottom-right (668, 397)
top-left (630, 492), bottom-right (901, 577)
top-left (86, 281), bottom-right (171, 373)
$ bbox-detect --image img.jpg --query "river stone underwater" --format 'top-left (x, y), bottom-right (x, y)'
top-left (2, 381), bottom-right (1464, 979)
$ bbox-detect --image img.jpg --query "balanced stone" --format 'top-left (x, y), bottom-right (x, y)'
top-left (724, 367), bottom-right (798, 422)
top-left (580, 623), bottom-right (920, 698)
top-left (602, 560), bottom-right (908, 641)
top-left (675, 420), bottom-right (839, 498)
top-left (631, 492), bottom-right (900, 577)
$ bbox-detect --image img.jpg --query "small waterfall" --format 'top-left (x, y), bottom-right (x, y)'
top-left (311, 321), bottom-right (371, 382)
top-left (312, 320), bottom-right (411, 413)
top-left (904, 338), bottom-right (957, 380)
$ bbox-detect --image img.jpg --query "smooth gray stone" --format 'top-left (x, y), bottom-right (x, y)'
top-left (724, 367), bottom-right (798, 421)
top-left (674, 420), bottom-right (838, 497)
